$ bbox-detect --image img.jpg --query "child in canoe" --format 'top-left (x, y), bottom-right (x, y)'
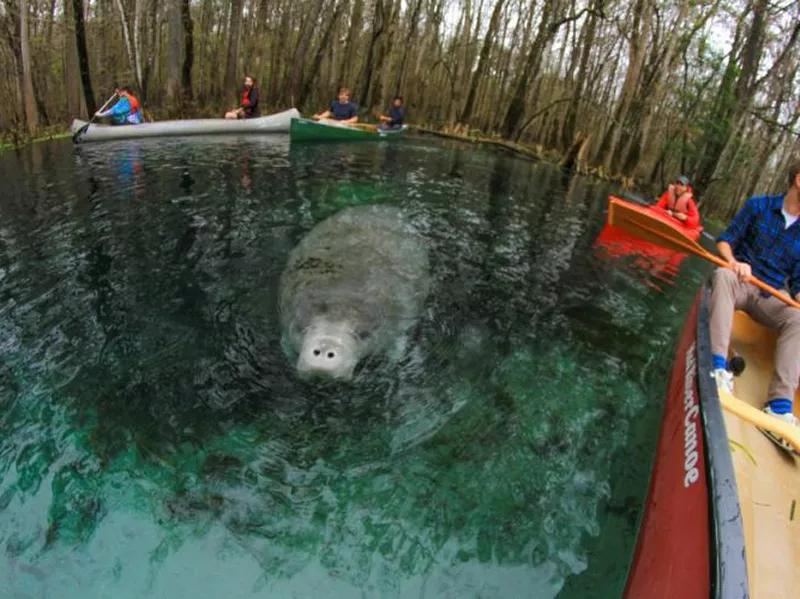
top-left (94, 86), bottom-right (143, 125)
top-left (378, 96), bottom-right (405, 131)
top-left (654, 175), bottom-right (700, 229)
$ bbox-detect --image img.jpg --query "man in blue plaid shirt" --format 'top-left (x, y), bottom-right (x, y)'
top-left (710, 160), bottom-right (800, 452)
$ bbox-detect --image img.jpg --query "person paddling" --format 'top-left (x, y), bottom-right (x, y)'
top-left (225, 76), bottom-right (260, 119)
top-left (378, 96), bottom-right (405, 131)
top-left (94, 86), bottom-right (143, 125)
top-left (710, 161), bottom-right (800, 453)
top-left (313, 88), bottom-right (358, 124)
top-left (654, 175), bottom-right (700, 229)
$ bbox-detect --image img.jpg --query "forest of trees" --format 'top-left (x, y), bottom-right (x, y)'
top-left (1, 0), bottom-right (799, 216)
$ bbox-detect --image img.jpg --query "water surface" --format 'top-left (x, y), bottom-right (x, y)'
top-left (0, 135), bottom-right (709, 598)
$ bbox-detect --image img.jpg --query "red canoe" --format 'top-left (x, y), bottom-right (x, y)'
top-left (593, 195), bottom-right (702, 291)
top-left (623, 284), bottom-right (800, 596)
top-left (622, 288), bottom-right (748, 598)
top-left (609, 195), bottom-right (703, 242)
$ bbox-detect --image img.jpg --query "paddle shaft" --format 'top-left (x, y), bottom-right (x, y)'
top-left (94, 93), bottom-right (118, 119)
top-left (609, 198), bottom-right (800, 451)
top-left (349, 123), bottom-right (378, 131)
top-left (630, 218), bottom-right (800, 310)
top-left (310, 116), bottom-right (378, 131)
top-left (73, 93), bottom-right (117, 142)
top-left (719, 388), bottom-right (800, 453)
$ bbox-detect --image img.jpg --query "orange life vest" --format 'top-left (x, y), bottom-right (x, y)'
top-left (668, 191), bottom-right (693, 214)
top-left (120, 91), bottom-right (140, 114)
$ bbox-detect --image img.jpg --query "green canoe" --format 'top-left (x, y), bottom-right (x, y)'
top-left (289, 117), bottom-right (407, 142)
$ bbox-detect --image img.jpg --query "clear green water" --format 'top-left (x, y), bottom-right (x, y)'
top-left (0, 136), bottom-right (709, 598)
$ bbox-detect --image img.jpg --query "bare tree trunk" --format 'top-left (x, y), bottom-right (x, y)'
top-left (559, 0), bottom-right (600, 151)
top-left (460, 0), bottom-right (504, 125)
top-left (137, 0), bottom-right (158, 106)
top-left (223, 0), bottom-right (244, 104)
top-left (72, 0), bottom-right (96, 115)
top-left (113, 0), bottom-right (142, 91)
top-left (693, 1), bottom-right (764, 194)
top-left (64, 0), bottom-right (84, 117)
top-left (617, 15), bottom-right (683, 174)
top-left (133, 0), bottom-right (144, 92)
top-left (392, 0), bottom-right (422, 96)
top-left (253, 0), bottom-right (269, 87)
top-left (358, 0), bottom-right (389, 110)
top-left (299, 0), bottom-right (344, 107)
top-left (166, 0), bottom-right (182, 111)
top-left (598, 0), bottom-right (651, 173)
top-left (269, 0), bottom-right (291, 103)
top-left (501, 0), bottom-right (558, 139)
top-left (181, 0), bottom-right (194, 102)
top-left (371, 0), bottom-right (401, 112)
top-left (340, 0), bottom-right (364, 85)
top-left (45, 0), bottom-right (56, 45)
top-left (288, 0), bottom-right (325, 105)
top-left (19, 0), bottom-right (37, 133)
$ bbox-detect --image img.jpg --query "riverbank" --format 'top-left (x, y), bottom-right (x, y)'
top-left (0, 127), bottom-right (72, 153)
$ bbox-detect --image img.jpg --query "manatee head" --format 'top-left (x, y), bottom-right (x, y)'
top-left (296, 319), bottom-right (361, 380)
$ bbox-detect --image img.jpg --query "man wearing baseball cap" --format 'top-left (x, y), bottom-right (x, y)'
top-left (654, 175), bottom-right (700, 229)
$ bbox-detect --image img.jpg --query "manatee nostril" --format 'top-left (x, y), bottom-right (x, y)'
top-left (313, 349), bottom-right (321, 356)
top-left (327, 351), bottom-right (335, 359)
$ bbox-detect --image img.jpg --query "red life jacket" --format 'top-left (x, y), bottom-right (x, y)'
top-left (242, 88), bottom-right (251, 107)
top-left (120, 91), bottom-right (140, 114)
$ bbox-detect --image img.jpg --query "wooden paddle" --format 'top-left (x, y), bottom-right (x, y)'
top-left (609, 197), bottom-right (800, 451)
top-left (607, 197), bottom-right (800, 310)
top-left (309, 116), bottom-right (380, 133)
top-left (718, 387), bottom-right (800, 454)
top-left (349, 123), bottom-right (379, 133)
top-left (72, 93), bottom-right (118, 143)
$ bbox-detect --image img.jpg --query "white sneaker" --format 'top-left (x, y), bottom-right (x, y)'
top-left (712, 368), bottom-right (734, 395)
top-left (763, 405), bottom-right (799, 426)
top-left (760, 405), bottom-right (799, 455)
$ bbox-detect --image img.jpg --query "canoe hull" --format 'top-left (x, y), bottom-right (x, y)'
top-left (289, 117), bottom-right (407, 142)
top-left (608, 195), bottom-right (703, 242)
top-left (593, 223), bottom-right (689, 292)
top-left (624, 287), bottom-right (748, 598)
top-left (71, 108), bottom-right (300, 143)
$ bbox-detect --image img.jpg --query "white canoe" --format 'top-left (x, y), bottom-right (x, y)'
top-left (71, 108), bottom-right (300, 143)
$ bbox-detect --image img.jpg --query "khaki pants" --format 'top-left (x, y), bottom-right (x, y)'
top-left (710, 268), bottom-right (800, 401)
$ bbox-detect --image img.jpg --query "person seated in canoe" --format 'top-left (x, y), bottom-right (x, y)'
top-left (94, 86), bottom-right (143, 125)
top-left (654, 175), bottom-right (700, 229)
top-left (312, 87), bottom-right (358, 124)
top-left (225, 75), bottom-right (260, 119)
top-left (377, 96), bottom-right (405, 131)
top-left (710, 160), bottom-right (800, 451)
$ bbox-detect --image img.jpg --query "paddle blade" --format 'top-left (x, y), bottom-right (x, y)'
top-left (72, 122), bottom-right (90, 143)
top-left (350, 123), bottom-right (379, 133)
top-left (607, 196), bottom-right (706, 258)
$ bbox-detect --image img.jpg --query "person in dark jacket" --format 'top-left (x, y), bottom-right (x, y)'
top-left (225, 76), bottom-right (260, 119)
top-left (378, 96), bottom-right (405, 130)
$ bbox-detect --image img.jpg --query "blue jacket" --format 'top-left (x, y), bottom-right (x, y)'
top-left (100, 95), bottom-right (143, 125)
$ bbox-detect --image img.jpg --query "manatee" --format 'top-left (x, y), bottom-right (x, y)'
top-left (279, 205), bottom-right (431, 380)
